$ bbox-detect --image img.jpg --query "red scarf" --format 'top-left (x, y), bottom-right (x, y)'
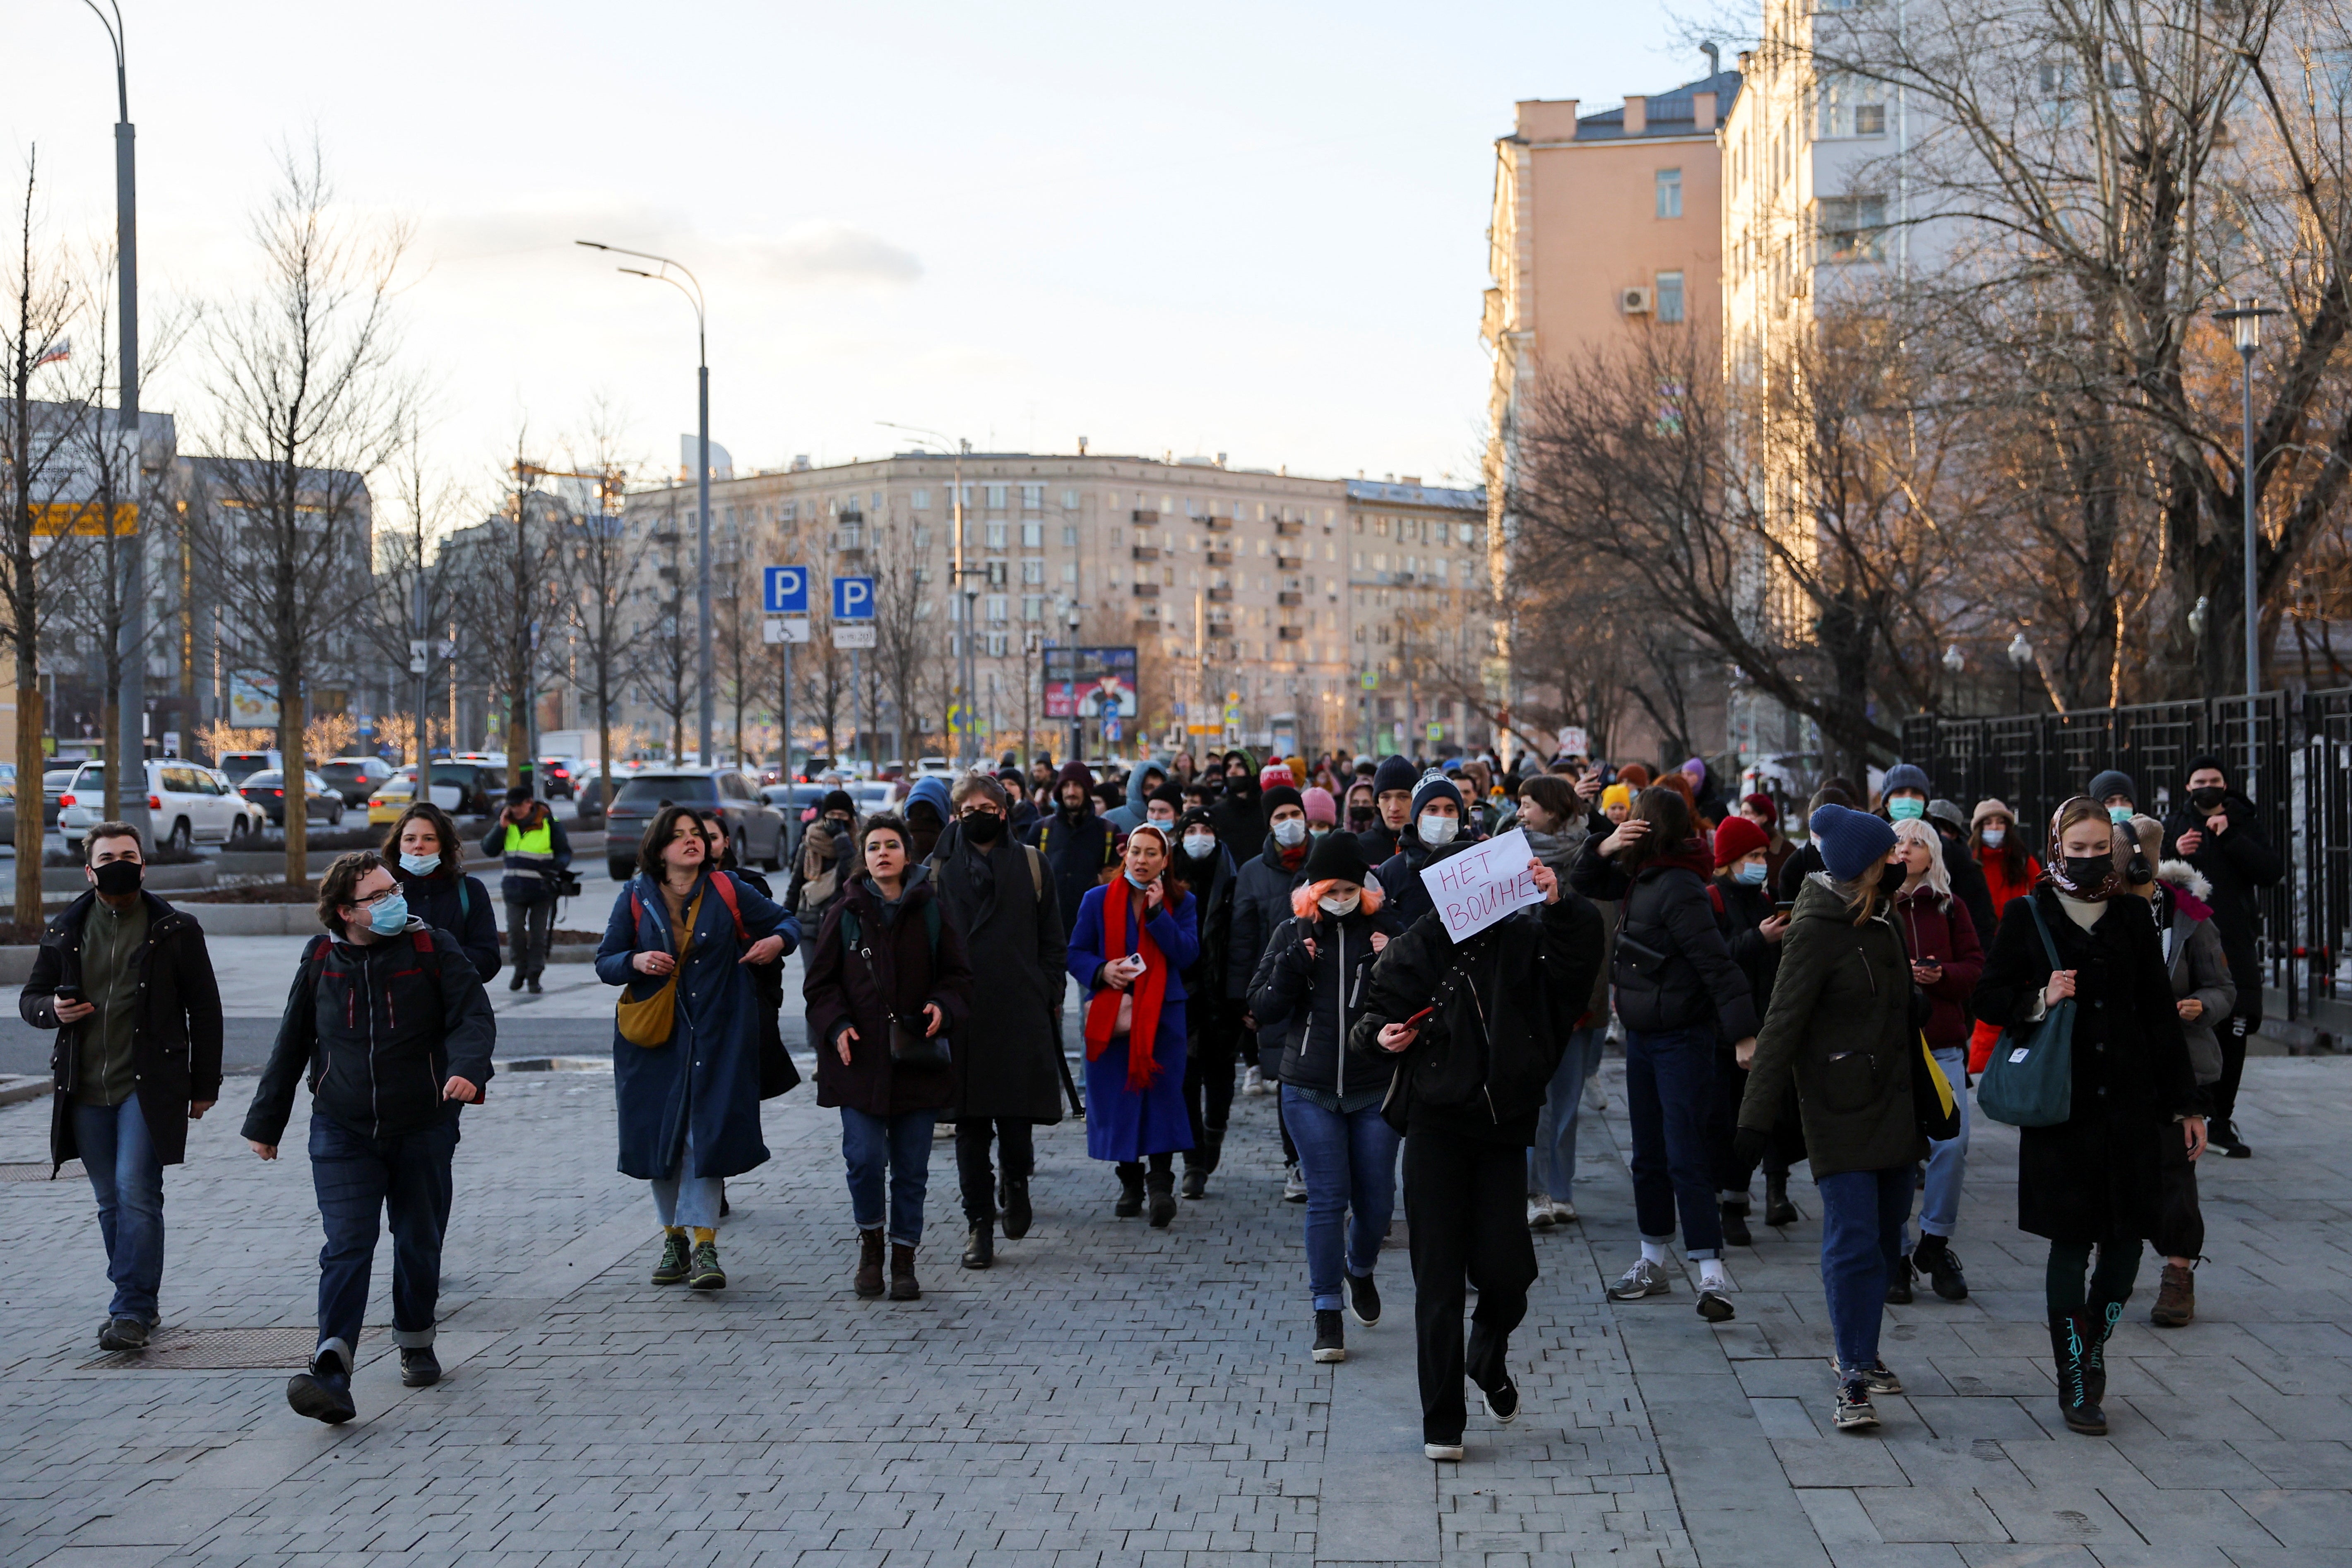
top-left (1084, 877), bottom-right (1169, 1091)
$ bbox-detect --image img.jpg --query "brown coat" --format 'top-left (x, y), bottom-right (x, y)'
top-left (805, 868), bottom-right (974, 1117)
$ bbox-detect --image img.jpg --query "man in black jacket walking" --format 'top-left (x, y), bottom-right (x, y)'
top-left (243, 851), bottom-right (497, 1423)
top-left (1353, 858), bottom-right (1604, 1462)
top-left (23, 822), bottom-right (224, 1352)
top-left (2162, 754), bottom-right (2286, 1156)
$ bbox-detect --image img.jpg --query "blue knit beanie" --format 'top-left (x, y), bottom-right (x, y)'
top-left (1410, 769), bottom-right (1465, 820)
top-left (1809, 802), bottom-right (1897, 883)
top-left (1371, 753), bottom-right (1418, 796)
top-left (1880, 762), bottom-right (1933, 798)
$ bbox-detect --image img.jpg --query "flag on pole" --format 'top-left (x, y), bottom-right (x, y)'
top-left (32, 336), bottom-right (69, 368)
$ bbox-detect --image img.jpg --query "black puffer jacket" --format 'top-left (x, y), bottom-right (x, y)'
top-left (1227, 835), bottom-right (1309, 1004)
top-left (1176, 841), bottom-right (1237, 1007)
top-left (1352, 891), bottom-right (1605, 1140)
top-left (1570, 840), bottom-right (1758, 1041)
top-left (242, 922), bottom-right (498, 1145)
top-left (1248, 896), bottom-right (1403, 1097)
top-left (1717, 873), bottom-right (1784, 1023)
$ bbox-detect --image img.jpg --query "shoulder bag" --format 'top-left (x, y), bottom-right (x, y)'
top-left (615, 885), bottom-right (704, 1048)
top-left (1913, 1032), bottom-right (1960, 1140)
top-left (1974, 897), bottom-right (2075, 1128)
top-left (840, 901), bottom-right (952, 1070)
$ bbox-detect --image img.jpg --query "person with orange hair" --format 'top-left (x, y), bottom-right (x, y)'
top-left (1248, 830), bottom-right (1405, 1366)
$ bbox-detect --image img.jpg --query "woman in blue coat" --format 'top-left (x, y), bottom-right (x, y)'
top-left (1068, 821), bottom-right (1200, 1226)
top-left (596, 805), bottom-right (796, 1291)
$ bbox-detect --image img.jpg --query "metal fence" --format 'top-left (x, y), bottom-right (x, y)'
top-left (1901, 690), bottom-right (2350, 1029)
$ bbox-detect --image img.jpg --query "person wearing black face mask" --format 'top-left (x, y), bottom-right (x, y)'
top-left (2160, 756), bottom-right (2283, 1157)
top-left (24, 822), bottom-right (224, 1354)
top-left (927, 774), bottom-right (1069, 1268)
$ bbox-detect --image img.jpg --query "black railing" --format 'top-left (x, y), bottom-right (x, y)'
top-left (1901, 690), bottom-right (2336, 1025)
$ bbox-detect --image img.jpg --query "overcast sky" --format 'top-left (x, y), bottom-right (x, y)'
top-left (9, 1), bottom-right (1719, 510)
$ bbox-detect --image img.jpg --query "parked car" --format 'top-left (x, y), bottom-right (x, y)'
top-left (317, 755), bottom-right (395, 807)
top-left (368, 765), bottom-right (416, 826)
top-left (238, 770), bottom-right (347, 827)
top-left (913, 755), bottom-right (953, 777)
top-left (421, 759), bottom-right (507, 816)
top-left (61, 760), bottom-right (266, 851)
top-left (535, 756), bottom-right (580, 799)
top-left (40, 767), bottom-right (77, 827)
top-left (760, 783), bottom-right (832, 863)
top-left (602, 769), bottom-right (784, 881)
top-left (217, 750), bottom-right (283, 788)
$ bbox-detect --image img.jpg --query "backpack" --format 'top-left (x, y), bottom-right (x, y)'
top-left (297, 928), bottom-right (454, 1091)
top-left (629, 870), bottom-right (749, 946)
top-left (840, 896), bottom-right (942, 957)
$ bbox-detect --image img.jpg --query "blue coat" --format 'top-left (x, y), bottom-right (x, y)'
top-left (596, 871), bottom-right (799, 1180)
top-left (1068, 880), bottom-right (1199, 1162)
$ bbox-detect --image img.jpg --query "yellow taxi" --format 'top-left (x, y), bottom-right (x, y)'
top-left (368, 765), bottom-right (417, 825)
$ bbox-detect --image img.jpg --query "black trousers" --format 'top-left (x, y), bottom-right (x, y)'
top-left (506, 896), bottom-right (555, 979)
top-left (1184, 1015), bottom-right (1237, 1163)
top-left (1404, 1121), bottom-right (1537, 1444)
top-left (2155, 1120), bottom-right (2205, 1259)
top-left (2210, 1013), bottom-right (2254, 1132)
top-left (955, 1118), bottom-right (1034, 1224)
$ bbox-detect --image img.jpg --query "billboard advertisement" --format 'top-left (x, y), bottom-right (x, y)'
top-left (1043, 645), bottom-right (1137, 720)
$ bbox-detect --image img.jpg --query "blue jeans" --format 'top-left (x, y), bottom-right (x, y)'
top-left (1623, 1026), bottom-right (1722, 1259)
top-left (1909, 1046), bottom-right (1971, 1244)
top-left (1282, 1085), bottom-right (1403, 1311)
top-left (841, 1107), bottom-right (935, 1247)
top-left (1818, 1166), bottom-right (1910, 1374)
top-left (310, 1111), bottom-right (459, 1355)
top-left (73, 1097), bottom-right (165, 1324)
top-left (650, 1118), bottom-right (723, 1230)
top-left (1528, 1024), bottom-right (1605, 1201)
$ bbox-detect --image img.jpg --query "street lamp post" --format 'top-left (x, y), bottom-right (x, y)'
top-left (2006, 631), bottom-right (2033, 716)
top-left (2214, 296), bottom-right (2280, 802)
top-left (577, 241), bottom-right (713, 764)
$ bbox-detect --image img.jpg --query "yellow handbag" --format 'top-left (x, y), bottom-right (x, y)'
top-left (616, 887), bottom-right (702, 1048)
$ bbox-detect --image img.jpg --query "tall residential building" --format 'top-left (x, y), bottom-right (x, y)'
top-left (606, 453), bottom-right (1489, 762)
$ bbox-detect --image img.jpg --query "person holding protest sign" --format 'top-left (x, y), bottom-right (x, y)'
top-left (1352, 845), bottom-right (1604, 1462)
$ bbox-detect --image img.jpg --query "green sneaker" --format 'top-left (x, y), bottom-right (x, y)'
top-left (689, 1240), bottom-right (726, 1291)
top-left (652, 1233), bottom-right (691, 1285)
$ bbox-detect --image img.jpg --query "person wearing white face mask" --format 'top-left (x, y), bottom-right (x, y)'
top-left (382, 802), bottom-right (501, 984)
top-left (1369, 771), bottom-right (1475, 931)
top-left (1964, 798), bottom-right (2045, 1077)
top-left (1248, 830), bottom-right (1404, 1365)
top-left (1172, 808), bottom-right (1242, 1198)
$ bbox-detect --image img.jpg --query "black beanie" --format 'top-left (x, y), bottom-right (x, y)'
top-left (1371, 753), bottom-right (1418, 796)
top-left (1261, 785), bottom-right (1303, 823)
top-left (1303, 828), bottom-right (1369, 885)
top-left (819, 789), bottom-right (856, 817)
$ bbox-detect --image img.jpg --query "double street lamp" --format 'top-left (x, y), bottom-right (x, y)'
top-left (578, 240), bottom-right (714, 765)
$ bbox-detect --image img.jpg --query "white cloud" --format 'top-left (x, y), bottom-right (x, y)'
top-left (742, 221), bottom-right (922, 287)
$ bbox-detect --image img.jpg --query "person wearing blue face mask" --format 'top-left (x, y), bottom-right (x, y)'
top-left (243, 851), bottom-right (498, 1424)
top-left (383, 802), bottom-right (501, 984)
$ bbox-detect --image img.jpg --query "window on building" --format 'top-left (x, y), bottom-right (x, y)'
top-left (985, 482), bottom-right (1007, 510)
top-left (1023, 595), bottom-right (1043, 621)
top-left (1062, 562), bottom-right (1078, 583)
top-left (1656, 270), bottom-right (1686, 322)
top-left (1021, 482), bottom-right (1044, 511)
top-left (1061, 524), bottom-right (1078, 548)
top-left (1021, 558), bottom-right (1044, 585)
top-left (1818, 73), bottom-right (1888, 137)
top-left (986, 520), bottom-right (1008, 549)
top-left (1655, 167), bottom-right (1683, 219)
top-left (985, 594), bottom-right (1008, 622)
top-left (1061, 488), bottom-right (1079, 510)
top-left (1816, 196), bottom-right (1888, 262)
top-left (911, 488), bottom-right (930, 511)
top-left (871, 491), bottom-right (882, 510)
top-left (913, 525), bottom-right (931, 550)
top-left (986, 632), bottom-right (1008, 657)
top-left (1021, 521), bottom-right (1043, 548)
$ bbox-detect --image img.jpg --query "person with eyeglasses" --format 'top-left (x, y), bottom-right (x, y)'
top-left (242, 851), bottom-right (498, 1424)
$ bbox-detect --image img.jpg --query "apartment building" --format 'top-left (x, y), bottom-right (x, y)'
top-left (608, 452), bottom-right (1491, 760)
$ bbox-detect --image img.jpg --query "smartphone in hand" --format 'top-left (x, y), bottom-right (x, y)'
top-left (1402, 1004), bottom-right (1437, 1031)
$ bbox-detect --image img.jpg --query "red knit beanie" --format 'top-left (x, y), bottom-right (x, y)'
top-left (1713, 816), bottom-right (1770, 868)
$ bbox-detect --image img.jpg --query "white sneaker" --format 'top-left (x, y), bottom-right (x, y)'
top-left (1283, 1162), bottom-right (1308, 1203)
top-left (1424, 1441), bottom-right (1465, 1462)
top-left (1550, 1200), bottom-right (1578, 1224)
top-left (1242, 1065), bottom-right (1265, 1097)
top-left (1583, 1074), bottom-right (1607, 1113)
top-left (1527, 1194), bottom-right (1557, 1230)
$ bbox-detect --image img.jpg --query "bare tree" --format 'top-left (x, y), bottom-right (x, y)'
top-left (362, 417), bottom-right (467, 764)
top-left (457, 432), bottom-right (568, 781)
top-left (713, 558), bottom-right (758, 766)
top-left (556, 410), bottom-right (642, 810)
top-left (197, 143), bottom-right (409, 884)
top-left (637, 498), bottom-right (697, 759)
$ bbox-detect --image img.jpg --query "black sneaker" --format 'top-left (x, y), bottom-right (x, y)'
top-left (399, 1346), bottom-right (441, 1388)
top-left (652, 1232), bottom-right (691, 1285)
top-left (1344, 1270), bottom-right (1382, 1328)
top-left (688, 1240), bottom-right (726, 1290)
top-left (1832, 1377), bottom-right (1879, 1431)
top-left (1921, 1244), bottom-right (1969, 1301)
top-left (508, 972), bottom-right (525, 991)
top-left (287, 1348), bottom-right (356, 1424)
top-left (526, 977), bottom-right (542, 993)
top-left (2219, 1121), bottom-right (2253, 1159)
top-left (1719, 1201), bottom-right (1752, 1248)
top-left (1181, 1164), bottom-right (1208, 1200)
top-left (1313, 1308), bottom-right (1347, 1363)
top-left (1885, 1258), bottom-right (1915, 1305)
top-left (97, 1315), bottom-right (150, 1352)
top-left (1478, 1373), bottom-right (1520, 1424)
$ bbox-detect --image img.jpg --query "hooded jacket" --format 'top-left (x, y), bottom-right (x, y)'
top-left (1027, 767), bottom-right (1123, 938)
top-left (2151, 859), bottom-right (2235, 1089)
top-left (1372, 830), bottom-right (1478, 931)
top-left (1570, 838), bottom-right (1759, 1042)
top-left (1350, 889), bottom-right (1604, 1141)
top-left (1248, 884), bottom-right (1403, 1100)
top-left (1174, 831), bottom-right (1238, 1009)
top-left (1104, 755), bottom-right (1171, 832)
top-left (1208, 750), bottom-right (1263, 851)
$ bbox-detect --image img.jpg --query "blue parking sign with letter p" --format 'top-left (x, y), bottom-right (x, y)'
top-left (762, 566), bottom-right (808, 614)
top-left (832, 575), bottom-right (875, 621)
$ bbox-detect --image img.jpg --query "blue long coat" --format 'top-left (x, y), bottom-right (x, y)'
top-left (596, 872), bottom-right (799, 1180)
top-left (1068, 881), bottom-right (1199, 1162)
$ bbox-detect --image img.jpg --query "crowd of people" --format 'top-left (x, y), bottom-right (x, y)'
top-left (20, 741), bottom-right (2283, 1457)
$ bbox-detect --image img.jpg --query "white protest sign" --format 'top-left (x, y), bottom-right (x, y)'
top-left (1419, 827), bottom-right (1545, 943)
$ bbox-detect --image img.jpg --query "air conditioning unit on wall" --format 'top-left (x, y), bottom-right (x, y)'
top-left (1619, 285), bottom-right (1654, 315)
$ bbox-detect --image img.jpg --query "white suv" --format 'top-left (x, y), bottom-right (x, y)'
top-left (60, 760), bottom-right (267, 853)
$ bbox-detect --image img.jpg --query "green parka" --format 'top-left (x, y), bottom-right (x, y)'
top-left (1736, 873), bottom-right (1924, 1178)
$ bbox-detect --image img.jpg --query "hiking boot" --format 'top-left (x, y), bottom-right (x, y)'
top-left (1114, 1164), bottom-right (1145, 1218)
top-left (1000, 1176), bottom-right (1031, 1240)
top-left (1527, 1193), bottom-right (1557, 1230)
top-left (2085, 1297), bottom-right (2125, 1404)
top-left (652, 1232), bottom-right (692, 1285)
top-left (526, 977), bottom-right (542, 994)
top-left (287, 1345), bottom-right (356, 1424)
top-left (1885, 1257), bottom-right (1915, 1305)
top-left (1763, 1171), bottom-right (1798, 1227)
top-left (399, 1345), bottom-right (441, 1388)
top-left (854, 1228), bottom-right (885, 1297)
top-left (2151, 1261), bottom-right (2196, 1328)
top-left (1283, 1162), bottom-right (1308, 1203)
top-left (1833, 1359), bottom-right (1903, 1397)
top-left (1914, 1237), bottom-right (1968, 1301)
top-left (2051, 1315), bottom-right (2106, 1435)
top-left (1832, 1377), bottom-right (1880, 1432)
top-left (97, 1316), bottom-right (149, 1352)
top-left (1719, 1201), bottom-right (1752, 1248)
top-left (688, 1240), bottom-right (726, 1290)
top-left (1181, 1164), bottom-right (1208, 1200)
top-left (509, 971), bottom-right (526, 991)
top-left (1313, 1308), bottom-right (1346, 1363)
top-left (888, 1242), bottom-right (921, 1301)
top-left (1606, 1258), bottom-right (1672, 1301)
top-left (1344, 1270), bottom-right (1382, 1328)
top-left (1146, 1169), bottom-right (1178, 1229)
top-left (961, 1219), bottom-right (993, 1270)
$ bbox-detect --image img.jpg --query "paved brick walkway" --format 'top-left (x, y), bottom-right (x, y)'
top-left (3, 1040), bottom-right (2348, 1568)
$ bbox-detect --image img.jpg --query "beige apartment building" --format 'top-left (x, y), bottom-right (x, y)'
top-left (610, 453), bottom-right (1490, 761)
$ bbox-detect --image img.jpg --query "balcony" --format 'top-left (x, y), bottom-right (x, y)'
top-left (1204, 515), bottom-right (1233, 532)
top-left (1278, 624), bottom-right (1306, 641)
top-left (1277, 591), bottom-right (1303, 607)
top-left (1206, 585), bottom-right (1233, 602)
top-left (832, 527), bottom-right (867, 553)
top-left (1131, 510), bottom-right (1158, 524)
top-left (1275, 518), bottom-right (1305, 536)
top-left (1131, 544), bottom-right (1160, 561)
top-left (1205, 548), bottom-right (1232, 566)
top-left (1131, 582), bottom-right (1161, 599)
top-left (1274, 551), bottom-right (1304, 570)
top-left (1206, 619), bottom-right (1234, 640)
